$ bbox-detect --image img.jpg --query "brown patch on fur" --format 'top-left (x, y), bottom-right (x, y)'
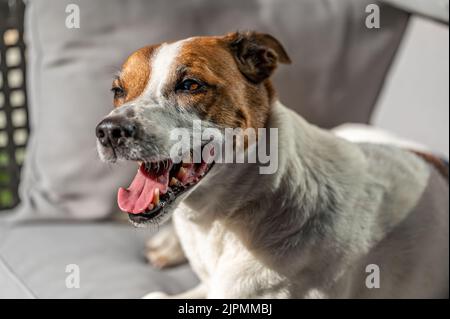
top-left (113, 45), bottom-right (158, 107)
top-left (113, 32), bottom-right (290, 134)
top-left (172, 34), bottom-right (290, 131)
top-left (227, 31), bottom-right (291, 84)
top-left (411, 150), bottom-right (449, 181)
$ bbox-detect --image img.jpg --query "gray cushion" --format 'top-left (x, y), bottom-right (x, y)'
top-left (0, 219), bottom-right (198, 298)
top-left (15, 0), bottom-right (408, 220)
top-left (382, 0), bottom-right (449, 22)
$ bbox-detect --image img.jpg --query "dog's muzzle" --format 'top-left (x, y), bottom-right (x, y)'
top-left (96, 116), bottom-right (137, 149)
top-left (95, 113), bottom-right (215, 226)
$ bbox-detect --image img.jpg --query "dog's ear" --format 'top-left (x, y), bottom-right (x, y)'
top-left (226, 31), bottom-right (291, 84)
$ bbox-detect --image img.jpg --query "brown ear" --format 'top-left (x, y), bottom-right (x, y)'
top-left (226, 31), bottom-right (291, 84)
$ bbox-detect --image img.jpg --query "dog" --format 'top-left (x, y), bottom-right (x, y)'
top-left (96, 31), bottom-right (449, 298)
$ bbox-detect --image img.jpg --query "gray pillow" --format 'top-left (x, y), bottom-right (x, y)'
top-left (12, 0), bottom-right (408, 220)
top-left (0, 221), bottom-right (198, 298)
top-left (382, 0), bottom-right (449, 22)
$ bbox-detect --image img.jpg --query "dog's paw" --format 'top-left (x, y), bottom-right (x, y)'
top-left (142, 291), bottom-right (169, 299)
top-left (146, 224), bottom-right (187, 269)
top-left (146, 250), bottom-right (174, 269)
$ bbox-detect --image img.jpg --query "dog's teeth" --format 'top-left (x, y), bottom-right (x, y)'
top-left (153, 189), bottom-right (160, 205)
top-left (177, 167), bottom-right (187, 180)
top-left (182, 152), bottom-right (191, 164)
top-left (170, 177), bottom-right (179, 186)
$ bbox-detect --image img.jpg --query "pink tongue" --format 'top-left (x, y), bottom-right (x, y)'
top-left (117, 166), bottom-right (169, 214)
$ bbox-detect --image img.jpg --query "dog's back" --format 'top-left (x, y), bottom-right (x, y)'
top-left (331, 126), bottom-right (448, 297)
top-left (345, 143), bottom-right (449, 298)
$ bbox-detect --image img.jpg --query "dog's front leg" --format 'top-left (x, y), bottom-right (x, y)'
top-left (142, 283), bottom-right (207, 299)
top-left (146, 222), bottom-right (187, 269)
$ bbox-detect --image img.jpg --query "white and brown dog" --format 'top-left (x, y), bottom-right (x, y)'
top-left (96, 32), bottom-right (449, 298)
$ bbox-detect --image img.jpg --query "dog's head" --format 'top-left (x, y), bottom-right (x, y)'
top-left (96, 31), bottom-right (290, 226)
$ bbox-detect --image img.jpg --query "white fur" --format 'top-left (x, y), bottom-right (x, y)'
top-left (332, 123), bottom-right (430, 152)
top-left (145, 41), bottom-right (184, 102)
top-left (144, 101), bottom-right (448, 299)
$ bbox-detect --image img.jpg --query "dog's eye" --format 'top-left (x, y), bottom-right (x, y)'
top-left (176, 79), bottom-right (203, 93)
top-left (111, 86), bottom-right (125, 99)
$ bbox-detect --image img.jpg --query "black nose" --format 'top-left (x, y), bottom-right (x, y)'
top-left (96, 117), bottom-right (137, 147)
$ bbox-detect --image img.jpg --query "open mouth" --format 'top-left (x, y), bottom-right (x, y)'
top-left (118, 151), bottom-right (214, 225)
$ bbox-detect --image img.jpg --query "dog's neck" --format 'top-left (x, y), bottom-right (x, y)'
top-left (183, 101), bottom-right (366, 247)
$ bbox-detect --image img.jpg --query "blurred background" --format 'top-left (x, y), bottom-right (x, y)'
top-left (0, 0), bottom-right (448, 298)
top-left (0, 0), bottom-right (27, 209)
